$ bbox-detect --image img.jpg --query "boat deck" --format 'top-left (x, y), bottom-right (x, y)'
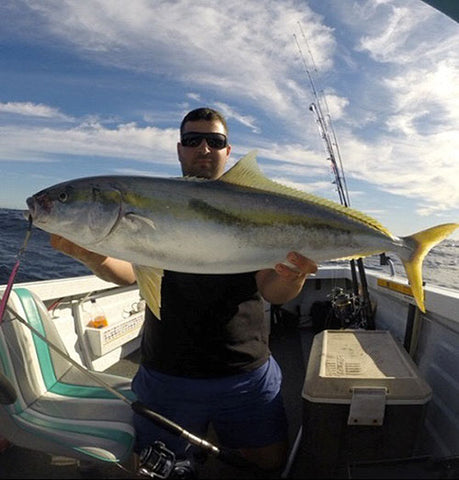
top-left (0, 322), bottom-right (456, 479)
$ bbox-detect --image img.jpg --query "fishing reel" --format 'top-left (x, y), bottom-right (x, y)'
top-left (138, 441), bottom-right (196, 479)
top-left (328, 287), bottom-right (361, 327)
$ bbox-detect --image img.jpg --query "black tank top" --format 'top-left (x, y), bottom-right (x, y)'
top-left (140, 270), bottom-right (269, 377)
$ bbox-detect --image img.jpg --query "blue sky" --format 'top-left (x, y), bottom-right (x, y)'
top-left (0, 0), bottom-right (458, 238)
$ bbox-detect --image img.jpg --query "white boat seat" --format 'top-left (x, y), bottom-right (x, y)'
top-left (0, 287), bottom-right (136, 464)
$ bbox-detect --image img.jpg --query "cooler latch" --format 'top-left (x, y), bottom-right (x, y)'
top-left (347, 387), bottom-right (387, 426)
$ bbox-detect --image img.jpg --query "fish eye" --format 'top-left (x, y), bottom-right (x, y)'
top-left (92, 187), bottom-right (101, 200)
top-left (58, 191), bottom-right (69, 203)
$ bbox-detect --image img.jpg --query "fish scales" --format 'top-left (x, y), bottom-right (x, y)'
top-left (105, 180), bottom-right (390, 272)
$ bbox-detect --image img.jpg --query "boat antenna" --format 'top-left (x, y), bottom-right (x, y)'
top-left (294, 23), bottom-right (374, 329)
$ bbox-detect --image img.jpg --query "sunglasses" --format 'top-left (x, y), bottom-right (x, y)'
top-left (180, 132), bottom-right (228, 150)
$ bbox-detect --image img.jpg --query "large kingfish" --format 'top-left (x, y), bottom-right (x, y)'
top-left (26, 151), bottom-right (458, 316)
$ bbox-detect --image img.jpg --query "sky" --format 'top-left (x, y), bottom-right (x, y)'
top-left (0, 0), bottom-right (458, 238)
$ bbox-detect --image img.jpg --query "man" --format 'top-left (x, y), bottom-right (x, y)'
top-left (51, 107), bottom-right (317, 471)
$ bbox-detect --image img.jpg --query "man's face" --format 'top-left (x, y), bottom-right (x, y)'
top-left (177, 119), bottom-right (231, 179)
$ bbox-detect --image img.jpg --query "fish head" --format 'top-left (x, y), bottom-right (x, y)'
top-left (26, 178), bottom-right (122, 246)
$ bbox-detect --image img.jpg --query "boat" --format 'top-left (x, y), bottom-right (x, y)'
top-left (0, 2), bottom-right (457, 478)
top-left (0, 258), bottom-right (458, 479)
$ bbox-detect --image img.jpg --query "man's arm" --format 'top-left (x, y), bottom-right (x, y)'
top-left (50, 234), bottom-right (137, 285)
top-left (256, 252), bottom-right (317, 305)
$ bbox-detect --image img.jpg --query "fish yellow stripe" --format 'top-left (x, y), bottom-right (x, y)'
top-left (220, 151), bottom-right (392, 237)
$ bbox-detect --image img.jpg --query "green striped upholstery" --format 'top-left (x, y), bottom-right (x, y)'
top-left (0, 288), bottom-right (136, 464)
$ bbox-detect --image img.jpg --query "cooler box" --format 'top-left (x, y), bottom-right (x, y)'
top-left (299, 330), bottom-right (431, 476)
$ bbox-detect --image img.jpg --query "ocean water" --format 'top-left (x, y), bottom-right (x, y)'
top-left (0, 208), bottom-right (457, 291)
top-left (0, 208), bottom-right (91, 284)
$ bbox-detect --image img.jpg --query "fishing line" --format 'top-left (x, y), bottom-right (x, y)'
top-left (0, 215), bottom-right (33, 325)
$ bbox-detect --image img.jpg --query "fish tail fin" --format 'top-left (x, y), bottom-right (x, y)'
top-left (132, 265), bottom-right (163, 319)
top-left (400, 223), bottom-right (458, 313)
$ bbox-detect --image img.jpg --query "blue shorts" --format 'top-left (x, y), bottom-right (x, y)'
top-left (131, 356), bottom-right (288, 455)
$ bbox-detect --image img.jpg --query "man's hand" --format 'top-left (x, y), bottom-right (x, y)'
top-left (49, 234), bottom-right (136, 285)
top-left (273, 251), bottom-right (317, 281)
top-left (256, 252), bottom-right (317, 305)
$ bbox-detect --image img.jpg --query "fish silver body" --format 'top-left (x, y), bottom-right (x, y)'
top-left (26, 151), bottom-right (458, 313)
top-left (27, 172), bottom-right (401, 272)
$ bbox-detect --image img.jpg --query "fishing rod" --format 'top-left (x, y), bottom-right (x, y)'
top-left (10, 304), bottom-right (248, 450)
top-left (3, 302), bottom-right (251, 476)
top-left (0, 225), bottom-right (252, 478)
top-left (294, 24), bottom-right (374, 328)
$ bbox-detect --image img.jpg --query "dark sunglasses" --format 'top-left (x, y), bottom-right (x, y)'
top-left (180, 132), bottom-right (228, 150)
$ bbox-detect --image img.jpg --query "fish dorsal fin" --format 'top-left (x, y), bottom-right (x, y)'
top-left (220, 151), bottom-right (392, 236)
top-left (220, 150), bottom-right (272, 189)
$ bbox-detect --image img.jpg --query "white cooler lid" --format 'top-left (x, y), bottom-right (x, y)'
top-left (302, 330), bottom-right (432, 404)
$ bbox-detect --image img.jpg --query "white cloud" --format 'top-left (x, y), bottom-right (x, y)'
top-left (186, 93), bottom-right (201, 102)
top-left (312, 0), bottom-right (459, 219)
top-left (384, 59), bottom-right (459, 133)
top-left (214, 102), bottom-right (260, 133)
top-left (0, 121), bottom-right (178, 165)
top-left (16, 0), bottom-right (335, 132)
top-left (357, 5), bottom-right (429, 63)
top-left (321, 92), bottom-right (349, 120)
top-left (336, 128), bottom-right (459, 215)
top-left (0, 101), bottom-right (72, 120)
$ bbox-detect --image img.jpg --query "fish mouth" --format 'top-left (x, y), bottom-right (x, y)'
top-left (25, 194), bottom-right (51, 224)
top-left (26, 196), bottom-right (36, 219)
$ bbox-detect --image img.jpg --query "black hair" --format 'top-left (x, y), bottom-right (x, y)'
top-left (180, 108), bottom-right (228, 135)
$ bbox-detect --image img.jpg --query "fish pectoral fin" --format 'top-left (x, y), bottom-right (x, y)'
top-left (133, 265), bottom-right (163, 319)
top-left (125, 212), bottom-right (156, 231)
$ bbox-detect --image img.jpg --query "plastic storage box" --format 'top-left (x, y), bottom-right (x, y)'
top-left (298, 329), bottom-right (431, 476)
top-left (86, 311), bottom-right (144, 356)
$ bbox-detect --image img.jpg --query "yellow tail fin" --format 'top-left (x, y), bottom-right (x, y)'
top-left (401, 223), bottom-right (458, 312)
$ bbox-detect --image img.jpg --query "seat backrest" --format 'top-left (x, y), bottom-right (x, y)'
top-left (0, 287), bottom-right (61, 408)
top-left (0, 287), bottom-right (136, 464)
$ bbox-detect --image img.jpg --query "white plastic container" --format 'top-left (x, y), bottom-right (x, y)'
top-left (86, 311), bottom-right (144, 356)
top-left (299, 330), bottom-right (431, 476)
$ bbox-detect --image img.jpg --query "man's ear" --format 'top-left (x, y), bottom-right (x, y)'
top-left (177, 142), bottom-right (183, 163)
